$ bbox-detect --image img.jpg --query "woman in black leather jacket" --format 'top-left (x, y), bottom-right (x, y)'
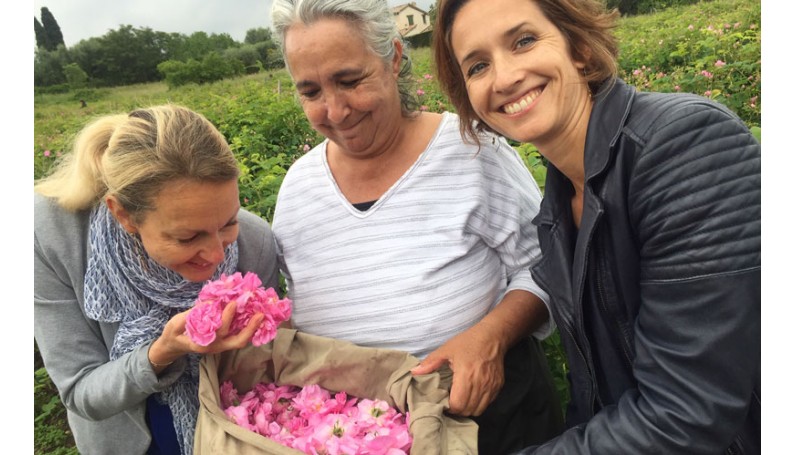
top-left (432, 0), bottom-right (760, 453)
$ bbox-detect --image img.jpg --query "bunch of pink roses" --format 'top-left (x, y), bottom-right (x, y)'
top-left (185, 272), bottom-right (292, 346)
top-left (221, 381), bottom-right (412, 455)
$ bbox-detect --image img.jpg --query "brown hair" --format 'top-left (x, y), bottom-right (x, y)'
top-left (433, 0), bottom-right (620, 143)
top-left (34, 104), bottom-right (239, 222)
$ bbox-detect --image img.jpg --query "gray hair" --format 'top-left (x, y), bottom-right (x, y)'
top-left (271, 0), bottom-right (419, 116)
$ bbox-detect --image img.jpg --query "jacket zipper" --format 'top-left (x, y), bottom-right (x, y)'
top-left (533, 260), bottom-right (600, 414)
top-left (594, 241), bottom-right (634, 372)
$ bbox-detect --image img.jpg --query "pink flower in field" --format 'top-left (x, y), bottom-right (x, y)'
top-left (700, 70), bottom-right (713, 79)
top-left (43, 150), bottom-right (51, 157)
top-left (715, 60), bottom-right (726, 68)
top-left (303, 143), bottom-right (311, 153)
top-left (185, 301), bottom-right (223, 346)
top-left (688, 24), bottom-right (694, 31)
top-left (704, 90), bottom-right (712, 97)
top-left (633, 69), bottom-right (642, 76)
top-left (423, 73), bottom-right (433, 80)
top-left (734, 22), bottom-right (741, 29)
top-left (416, 89), bottom-right (425, 96)
top-left (674, 85), bottom-right (681, 92)
top-left (420, 105), bottom-right (429, 111)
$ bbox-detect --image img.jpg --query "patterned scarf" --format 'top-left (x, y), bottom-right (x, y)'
top-left (83, 202), bottom-right (238, 455)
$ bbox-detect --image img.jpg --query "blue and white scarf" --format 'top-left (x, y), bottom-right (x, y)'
top-left (84, 202), bottom-right (239, 455)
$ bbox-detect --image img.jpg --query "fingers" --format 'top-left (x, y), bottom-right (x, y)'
top-left (411, 355), bottom-right (448, 375)
top-left (222, 313), bottom-right (265, 350)
top-left (215, 301), bottom-right (239, 339)
top-left (447, 365), bottom-right (504, 416)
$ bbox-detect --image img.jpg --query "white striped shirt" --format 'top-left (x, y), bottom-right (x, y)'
top-left (272, 112), bottom-right (552, 358)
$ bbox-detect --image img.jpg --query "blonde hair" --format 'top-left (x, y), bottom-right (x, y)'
top-left (34, 104), bottom-right (239, 221)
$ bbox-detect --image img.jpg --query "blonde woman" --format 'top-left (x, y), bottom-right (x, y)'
top-left (34, 105), bottom-right (279, 454)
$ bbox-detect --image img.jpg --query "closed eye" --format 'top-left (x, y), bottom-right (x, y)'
top-left (177, 234), bottom-right (199, 244)
top-left (299, 89), bottom-right (320, 99)
top-left (340, 78), bottom-right (362, 88)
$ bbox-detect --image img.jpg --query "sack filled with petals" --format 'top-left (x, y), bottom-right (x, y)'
top-left (195, 328), bottom-right (480, 455)
top-left (220, 381), bottom-right (412, 454)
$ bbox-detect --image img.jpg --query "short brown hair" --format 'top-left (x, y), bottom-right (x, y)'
top-left (433, 0), bottom-right (620, 143)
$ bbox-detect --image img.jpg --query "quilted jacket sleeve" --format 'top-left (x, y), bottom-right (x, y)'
top-left (530, 96), bottom-right (761, 454)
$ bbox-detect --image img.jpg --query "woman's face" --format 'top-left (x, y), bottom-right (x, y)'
top-left (284, 18), bottom-right (404, 157)
top-left (111, 179), bottom-right (241, 283)
top-left (450, 0), bottom-right (590, 146)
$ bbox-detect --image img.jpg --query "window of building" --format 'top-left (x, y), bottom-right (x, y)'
top-left (407, 14), bottom-right (414, 26)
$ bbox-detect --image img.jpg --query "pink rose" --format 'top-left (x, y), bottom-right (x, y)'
top-left (185, 301), bottom-right (223, 346)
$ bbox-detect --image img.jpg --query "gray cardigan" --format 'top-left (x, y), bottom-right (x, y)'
top-left (33, 193), bottom-right (280, 455)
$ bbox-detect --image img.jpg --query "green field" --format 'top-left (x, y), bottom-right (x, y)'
top-left (34, 0), bottom-right (760, 452)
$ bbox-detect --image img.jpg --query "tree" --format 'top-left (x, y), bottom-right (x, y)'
top-left (427, 2), bottom-right (437, 25)
top-left (40, 7), bottom-right (65, 51)
top-left (34, 18), bottom-right (47, 49)
top-left (63, 63), bottom-right (89, 89)
top-left (34, 47), bottom-right (69, 87)
top-left (244, 27), bottom-right (273, 45)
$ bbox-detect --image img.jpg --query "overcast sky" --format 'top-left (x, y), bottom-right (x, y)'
top-left (32, 0), bottom-right (437, 48)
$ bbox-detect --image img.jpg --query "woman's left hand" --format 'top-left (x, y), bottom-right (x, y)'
top-left (148, 301), bottom-right (265, 371)
top-left (411, 322), bottom-right (506, 416)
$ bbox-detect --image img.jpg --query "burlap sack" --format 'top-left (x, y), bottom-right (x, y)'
top-left (194, 328), bottom-right (478, 454)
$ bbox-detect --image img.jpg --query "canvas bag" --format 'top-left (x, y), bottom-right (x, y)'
top-left (194, 328), bottom-right (479, 454)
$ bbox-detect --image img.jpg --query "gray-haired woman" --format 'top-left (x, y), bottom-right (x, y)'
top-left (34, 104), bottom-right (280, 454)
top-left (269, 1), bottom-right (564, 453)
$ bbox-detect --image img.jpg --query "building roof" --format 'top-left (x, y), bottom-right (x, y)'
top-left (397, 23), bottom-right (433, 38)
top-left (390, 2), bottom-right (429, 15)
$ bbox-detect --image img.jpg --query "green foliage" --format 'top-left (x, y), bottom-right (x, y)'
top-left (542, 332), bottom-right (571, 411)
top-left (35, 345), bottom-right (78, 455)
top-left (69, 25), bottom-right (171, 87)
top-left (616, 0), bottom-right (760, 126)
top-left (245, 27), bottom-right (274, 45)
top-left (40, 7), bottom-right (65, 51)
top-left (514, 143), bottom-right (547, 192)
top-left (607, 0), bottom-right (703, 15)
top-left (34, 47), bottom-right (69, 87)
top-left (62, 63), bottom-right (89, 90)
top-left (158, 52), bottom-right (245, 88)
top-left (34, 17), bottom-right (47, 50)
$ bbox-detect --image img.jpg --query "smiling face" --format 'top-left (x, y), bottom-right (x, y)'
top-left (109, 179), bottom-right (241, 283)
top-left (283, 18), bottom-right (404, 158)
top-left (450, 0), bottom-right (592, 147)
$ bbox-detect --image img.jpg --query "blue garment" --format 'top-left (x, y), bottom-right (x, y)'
top-left (147, 395), bottom-right (181, 455)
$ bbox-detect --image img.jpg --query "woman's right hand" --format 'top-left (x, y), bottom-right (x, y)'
top-left (147, 301), bottom-right (265, 372)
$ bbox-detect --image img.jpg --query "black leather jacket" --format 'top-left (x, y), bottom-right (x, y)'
top-left (521, 79), bottom-right (760, 454)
